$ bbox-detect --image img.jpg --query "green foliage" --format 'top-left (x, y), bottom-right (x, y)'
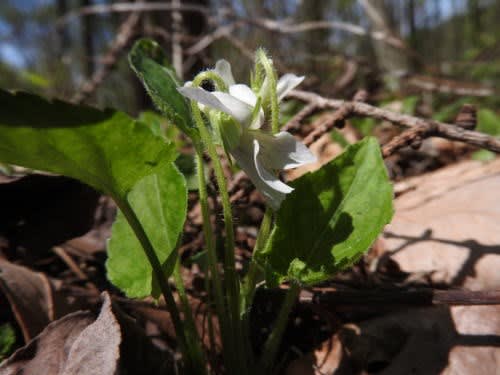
top-left (477, 108), bottom-right (500, 136)
top-left (0, 323), bottom-right (15, 360)
top-left (401, 95), bottom-right (419, 115)
top-left (472, 149), bottom-right (495, 161)
top-left (107, 164), bottom-right (187, 298)
top-left (129, 39), bottom-right (196, 138)
top-left (350, 117), bottom-right (376, 136)
top-left (0, 89), bottom-right (186, 297)
top-left (0, 90), bottom-right (176, 198)
top-left (432, 98), bottom-right (471, 122)
top-left (260, 137), bottom-right (393, 285)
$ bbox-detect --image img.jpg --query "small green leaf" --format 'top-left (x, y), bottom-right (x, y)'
top-left (0, 90), bottom-right (176, 199)
top-left (107, 164), bottom-right (187, 298)
top-left (401, 95), bottom-right (419, 115)
top-left (0, 323), bottom-right (16, 360)
top-left (477, 109), bottom-right (500, 136)
top-left (261, 137), bottom-right (393, 285)
top-left (472, 149), bottom-right (496, 161)
top-left (129, 38), bottom-right (196, 138)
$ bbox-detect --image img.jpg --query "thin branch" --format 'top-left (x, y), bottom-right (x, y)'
top-left (185, 23), bottom-right (239, 56)
top-left (288, 90), bottom-right (500, 153)
top-left (282, 103), bottom-right (319, 132)
top-left (57, 2), bottom-right (210, 28)
top-left (404, 74), bottom-right (495, 97)
top-left (303, 104), bottom-right (353, 146)
top-left (71, 12), bottom-right (140, 104)
top-left (171, 0), bottom-right (184, 79)
top-left (246, 17), bottom-right (406, 50)
top-left (301, 289), bottom-right (500, 308)
top-left (381, 126), bottom-right (428, 157)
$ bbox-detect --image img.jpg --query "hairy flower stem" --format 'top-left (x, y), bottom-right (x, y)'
top-left (116, 200), bottom-right (205, 374)
top-left (189, 71), bottom-right (247, 372)
top-left (173, 260), bottom-right (207, 372)
top-left (260, 282), bottom-right (300, 373)
top-left (256, 50), bottom-right (279, 133)
top-left (242, 207), bottom-right (272, 313)
top-left (195, 148), bottom-right (235, 371)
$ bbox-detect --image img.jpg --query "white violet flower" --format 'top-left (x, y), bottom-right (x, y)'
top-left (179, 60), bottom-right (316, 210)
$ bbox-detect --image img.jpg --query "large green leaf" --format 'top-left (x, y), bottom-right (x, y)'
top-left (129, 38), bottom-right (195, 137)
top-left (0, 89), bottom-right (186, 297)
top-left (107, 164), bottom-right (187, 297)
top-left (260, 137), bottom-right (393, 285)
top-left (0, 90), bottom-right (176, 198)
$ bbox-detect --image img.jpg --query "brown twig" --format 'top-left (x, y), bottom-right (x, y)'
top-left (57, 2), bottom-right (210, 28)
top-left (185, 23), bottom-right (239, 56)
top-left (71, 12), bottom-right (140, 104)
top-left (381, 126), bottom-right (428, 157)
top-left (303, 104), bottom-right (353, 146)
top-left (247, 18), bottom-right (406, 50)
top-left (282, 103), bottom-right (318, 132)
top-left (288, 89), bottom-right (500, 153)
top-left (301, 289), bottom-right (500, 308)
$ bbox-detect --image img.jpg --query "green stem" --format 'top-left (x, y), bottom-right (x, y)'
top-left (190, 74), bottom-right (247, 372)
top-left (259, 282), bottom-right (300, 373)
top-left (195, 148), bottom-right (236, 372)
top-left (242, 207), bottom-right (273, 314)
top-left (116, 200), bottom-right (194, 369)
top-left (193, 106), bottom-right (245, 370)
top-left (256, 50), bottom-right (279, 133)
top-left (173, 260), bottom-right (207, 375)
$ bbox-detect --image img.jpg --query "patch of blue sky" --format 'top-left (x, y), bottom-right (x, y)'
top-left (0, 44), bottom-right (26, 67)
top-left (7, 0), bottom-right (53, 12)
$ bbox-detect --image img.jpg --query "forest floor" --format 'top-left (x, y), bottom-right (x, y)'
top-left (1, 118), bottom-right (499, 374)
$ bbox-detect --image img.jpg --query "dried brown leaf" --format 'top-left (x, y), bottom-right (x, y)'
top-left (383, 158), bottom-right (500, 289)
top-left (0, 292), bottom-right (121, 375)
top-left (0, 259), bottom-right (54, 341)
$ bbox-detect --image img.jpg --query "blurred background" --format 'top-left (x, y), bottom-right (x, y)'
top-left (0, 0), bottom-right (499, 124)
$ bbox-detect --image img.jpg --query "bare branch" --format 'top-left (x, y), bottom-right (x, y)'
top-left (57, 2), bottom-right (210, 28)
top-left (382, 126), bottom-right (428, 157)
top-left (185, 23), bottom-right (239, 56)
top-left (171, 0), bottom-right (183, 79)
top-left (299, 288), bottom-right (500, 308)
top-left (288, 90), bottom-right (500, 153)
top-left (282, 103), bottom-right (319, 132)
top-left (246, 18), bottom-right (406, 50)
top-left (71, 12), bottom-right (140, 104)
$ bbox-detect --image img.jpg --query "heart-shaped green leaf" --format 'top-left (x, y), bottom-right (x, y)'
top-left (129, 38), bottom-right (196, 138)
top-left (0, 90), bottom-right (176, 198)
top-left (260, 137), bottom-right (393, 285)
top-left (107, 164), bottom-right (187, 297)
top-left (0, 89), bottom-right (186, 297)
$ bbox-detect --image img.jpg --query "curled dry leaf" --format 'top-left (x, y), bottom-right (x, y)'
top-left (0, 260), bottom-right (90, 342)
top-left (0, 259), bottom-right (55, 341)
top-left (0, 292), bottom-right (120, 375)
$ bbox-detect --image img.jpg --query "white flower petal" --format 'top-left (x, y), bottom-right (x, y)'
top-left (277, 74), bottom-right (305, 101)
top-left (178, 86), bottom-right (231, 114)
top-left (214, 59), bottom-right (235, 86)
top-left (229, 84), bottom-right (258, 106)
top-left (227, 85), bottom-right (265, 130)
top-left (253, 131), bottom-right (317, 170)
top-left (230, 135), bottom-right (291, 210)
top-left (247, 109), bottom-right (265, 130)
top-left (211, 91), bottom-right (254, 125)
top-left (253, 139), bottom-right (294, 194)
